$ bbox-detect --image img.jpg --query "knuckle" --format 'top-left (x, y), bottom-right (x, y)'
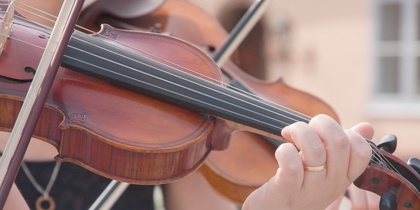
top-left (332, 131), bottom-right (350, 150)
top-left (348, 131), bottom-right (372, 158)
top-left (310, 143), bottom-right (326, 158)
top-left (284, 161), bottom-right (303, 175)
top-left (355, 141), bottom-right (372, 159)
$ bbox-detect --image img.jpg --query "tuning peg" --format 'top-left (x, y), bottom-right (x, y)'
top-left (407, 157), bottom-right (420, 175)
top-left (377, 134), bottom-right (397, 154)
top-left (379, 192), bottom-right (397, 210)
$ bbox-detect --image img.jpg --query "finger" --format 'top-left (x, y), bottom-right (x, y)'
top-left (310, 115), bottom-right (350, 187)
top-left (287, 122), bottom-right (327, 168)
top-left (366, 191), bottom-right (380, 210)
top-left (245, 143), bottom-right (304, 209)
top-left (351, 122), bottom-right (374, 140)
top-left (273, 143), bottom-right (304, 193)
top-left (281, 125), bottom-right (293, 143)
top-left (347, 184), bottom-right (380, 210)
top-left (346, 129), bottom-right (372, 182)
top-left (347, 184), bottom-right (368, 210)
top-left (325, 195), bottom-right (343, 210)
top-left (284, 121), bottom-right (327, 193)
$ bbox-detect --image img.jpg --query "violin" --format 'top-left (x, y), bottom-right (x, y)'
top-left (1, 10), bottom-right (221, 184)
top-left (78, 0), bottom-right (340, 203)
top-left (0, 1), bottom-right (419, 209)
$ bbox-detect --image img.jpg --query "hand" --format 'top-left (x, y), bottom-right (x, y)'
top-left (242, 114), bottom-right (373, 210)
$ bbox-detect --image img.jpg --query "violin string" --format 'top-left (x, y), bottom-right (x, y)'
top-left (0, 30), bottom-right (44, 49)
top-left (1, 2), bottom-right (242, 91)
top-left (63, 42), bottom-right (295, 130)
top-left (0, 26), bottom-right (296, 132)
top-left (1, 2), bottom-right (400, 174)
top-left (1, 2), bottom-right (312, 125)
top-left (1, 12), bottom-right (310, 130)
top-left (369, 143), bottom-right (400, 174)
top-left (7, 1), bottom-right (57, 26)
top-left (365, 140), bottom-right (401, 175)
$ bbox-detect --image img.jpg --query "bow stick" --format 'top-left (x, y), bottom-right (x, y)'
top-left (0, 0), bottom-right (85, 207)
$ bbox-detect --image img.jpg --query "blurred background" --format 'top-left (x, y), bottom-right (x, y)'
top-left (187, 0), bottom-right (420, 161)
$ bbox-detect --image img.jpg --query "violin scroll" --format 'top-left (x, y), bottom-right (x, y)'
top-left (354, 135), bottom-right (420, 209)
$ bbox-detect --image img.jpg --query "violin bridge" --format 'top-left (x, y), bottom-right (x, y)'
top-left (0, 0), bottom-right (15, 55)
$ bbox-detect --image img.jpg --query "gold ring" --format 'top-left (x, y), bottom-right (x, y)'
top-left (304, 163), bottom-right (326, 172)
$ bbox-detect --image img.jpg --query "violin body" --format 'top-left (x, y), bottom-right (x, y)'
top-left (78, 0), bottom-right (339, 203)
top-left (0, 14), bottom-right (231, 184)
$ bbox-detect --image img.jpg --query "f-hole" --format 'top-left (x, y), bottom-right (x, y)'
top-left (0, 66), bottom-right (35, 84)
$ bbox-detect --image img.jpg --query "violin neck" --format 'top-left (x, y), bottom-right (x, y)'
top-left (61, 30), bottom-right (309, 137)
